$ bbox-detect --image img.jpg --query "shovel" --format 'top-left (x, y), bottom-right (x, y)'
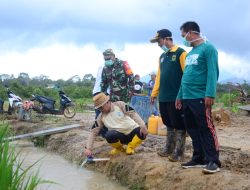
top-left (80, 156), bottom-right (110, 167)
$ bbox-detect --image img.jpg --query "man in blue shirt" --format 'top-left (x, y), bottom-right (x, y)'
top-left (147, 72), bottom-right (156, 96)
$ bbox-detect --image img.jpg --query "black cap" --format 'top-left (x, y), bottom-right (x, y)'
top-left (150, 29), bottom-right (172, 43)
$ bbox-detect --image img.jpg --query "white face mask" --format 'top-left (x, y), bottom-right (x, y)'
top-left (183, 31), bottom-right (204, 47)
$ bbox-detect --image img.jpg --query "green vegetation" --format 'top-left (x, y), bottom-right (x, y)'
top-left (216, 93), bottom-right (238, 107)
top-left (0, 73), bottom-right (94, 100)
top-left (0, 73), bottom-right (95, 112)
top-left (215, 82), bottom-right (250, 113)
top-left (1, 73), bottom-right (249, 112)
top-left (0, 123), bottom-right (52, 190)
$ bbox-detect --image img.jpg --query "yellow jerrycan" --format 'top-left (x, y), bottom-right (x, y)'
top-left (157, 116), bottom-right (167, 136)
top-left (148, 115), bottom-right (159, 135)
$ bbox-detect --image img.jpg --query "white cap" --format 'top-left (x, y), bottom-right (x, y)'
top-left (150, 71), bottom-right (156, 76)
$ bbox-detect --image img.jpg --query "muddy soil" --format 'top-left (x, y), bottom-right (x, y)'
top-left (6, 111), bottom-right (250, 190)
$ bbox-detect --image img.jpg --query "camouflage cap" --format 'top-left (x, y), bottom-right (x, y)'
top-left (103, 49), bottom-right (115, 56)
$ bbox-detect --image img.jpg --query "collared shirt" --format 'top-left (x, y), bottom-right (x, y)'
top-left (151, 45), bottom-right (187, 102)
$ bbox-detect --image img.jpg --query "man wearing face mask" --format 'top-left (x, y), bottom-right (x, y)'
top-left (150, 29), bottom-right (187, 162)
top-left (101, 49), bottom-right (135, 103)
top-left (176, 21), bottom-right (220, 174)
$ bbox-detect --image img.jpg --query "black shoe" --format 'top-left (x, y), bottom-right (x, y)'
top-left (202, 161), bottom-right (220, 174)
top-left (181, 160), bottom-right (206, 169)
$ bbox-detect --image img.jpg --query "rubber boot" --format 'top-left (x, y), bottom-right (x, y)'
top-left (109, 141), bottom-right (125, 155)
top-left (126, 135), bottom-right (143, 155)
top-left (157, 128), bottom-right (175, 157)
top-left (168, 130), bottom-right (186, 162)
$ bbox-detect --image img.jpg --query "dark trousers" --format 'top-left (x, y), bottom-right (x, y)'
top-left (104, 127), bottom-right (145, 144)
top-left (182, 99), bottom-right (220, 164)
top-left (159, 101), bottom-right (185, 131)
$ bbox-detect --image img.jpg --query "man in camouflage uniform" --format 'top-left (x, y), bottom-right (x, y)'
top-left (101, 49), bottom-right (135, 103)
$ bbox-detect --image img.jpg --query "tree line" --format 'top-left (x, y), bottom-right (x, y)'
top-left (0, 73), bottom-right (95, 101)
top-left (1, 72), bottom-right (249, 103)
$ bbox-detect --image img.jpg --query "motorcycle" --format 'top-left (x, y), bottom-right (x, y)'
top-left (31, 90), bottom-right (76, 118)
top-left (6, 88), bottom-right (32, 120)
top-left (7, 88), bottom-right (23, 116)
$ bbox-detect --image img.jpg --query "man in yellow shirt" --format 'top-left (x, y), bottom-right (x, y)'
top-left (84, 93), bottom-right (148, 156)
top-left (150, 29), bottom-right (187, 161)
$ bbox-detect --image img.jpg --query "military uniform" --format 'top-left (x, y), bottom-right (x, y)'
top-left (101, 58), bottom-right (134, 103)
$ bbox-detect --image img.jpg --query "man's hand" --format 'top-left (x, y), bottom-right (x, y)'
top-left (140, 126), bottom-right (148, 138)
top-left (175, 99), bottom-right (182, 110)
top-left (84, 148), bottom-right (92, 157)
top-left (150, 96), bottom-right (156, 104)
top-left (205, 97), bottom-right (214, 109)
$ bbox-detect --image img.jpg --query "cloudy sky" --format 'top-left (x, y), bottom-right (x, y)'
top-left (0, 0), bottom-right (250, 82)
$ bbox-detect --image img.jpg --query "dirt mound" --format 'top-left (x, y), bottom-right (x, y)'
top-left (212, 108), bottom-right (231, 126)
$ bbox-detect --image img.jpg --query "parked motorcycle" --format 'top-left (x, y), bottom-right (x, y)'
top-left (6, 88), bottom-right (32, 120)
top-left (7, 88), bottom-right (23, 116)
top-left (31, 90), bottom-right (76, 118)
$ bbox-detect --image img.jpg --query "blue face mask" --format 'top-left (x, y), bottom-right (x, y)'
top-left (105, 60), bottom-right (113, 66)
top-left (161, 45), bottom-right (169, 52)
top-left (183, 38), bottom-right (191, 47)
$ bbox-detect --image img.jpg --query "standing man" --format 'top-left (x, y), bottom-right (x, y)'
top-left (147, 72), bottom-right (156, 96)
top-left (101, 49), bottom-right (135, 103)
top-left (134, 74), bottom-right (144, 95)
top-left (176, 21), bottom-right (220, 174)
top-left (150, 29), bottom-right (187, 161)
top-left (92, 62), bottom-right (107, 119)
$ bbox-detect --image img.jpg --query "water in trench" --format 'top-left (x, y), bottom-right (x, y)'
top-left (16, 141), bottom-right (128, 190)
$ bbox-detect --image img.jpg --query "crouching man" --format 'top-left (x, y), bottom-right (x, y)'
top-left (84, 93), bottom-right (148, 156)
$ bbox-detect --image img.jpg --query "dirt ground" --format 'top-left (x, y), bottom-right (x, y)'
top-left (6, 110), bottom-right (250, 190)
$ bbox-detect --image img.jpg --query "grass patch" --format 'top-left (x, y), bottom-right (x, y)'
top-left (0, 123), bottom-right (52, 190)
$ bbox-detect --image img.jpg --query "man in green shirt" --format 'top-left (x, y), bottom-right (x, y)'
top-left (176, 21), bottom-right (221, 174)
top-left (150, 29), bottom-right (187, 162)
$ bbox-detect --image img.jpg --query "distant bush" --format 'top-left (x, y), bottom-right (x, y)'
top-left (216, 93), bottom-right (238, 107)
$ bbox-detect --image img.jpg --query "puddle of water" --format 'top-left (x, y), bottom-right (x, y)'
top-left (15, 141), bottom-right (127, 190)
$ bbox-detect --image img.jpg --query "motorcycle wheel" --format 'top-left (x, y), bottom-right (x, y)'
top-left (63, 104), bottom-right (76, 118)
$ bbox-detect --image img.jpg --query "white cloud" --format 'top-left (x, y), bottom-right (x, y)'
top-left (0, 43), bottom-right (249, 82)
top-left (0, 43), bottom-right (162, 80)
top-left (218, 51), bottom-right (250, 81)
top-left (0, 44), bottom-right (103, 80)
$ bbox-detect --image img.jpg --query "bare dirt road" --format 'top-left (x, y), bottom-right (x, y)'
top-left (7, 110), bottom-right (250, 190)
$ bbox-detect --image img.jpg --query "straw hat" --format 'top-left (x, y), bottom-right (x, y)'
top-left (93, 93), bottom-right (110, 109)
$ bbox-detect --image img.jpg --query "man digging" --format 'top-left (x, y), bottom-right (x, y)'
top-left (84, 93), bottom-right (148, 156)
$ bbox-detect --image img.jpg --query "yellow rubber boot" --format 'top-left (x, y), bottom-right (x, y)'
top-left (126, 135), bottom-right (143, 155)
top-left (109, 141), bottom-right (125, 155)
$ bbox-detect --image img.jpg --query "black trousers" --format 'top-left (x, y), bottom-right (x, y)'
top-left (159, 101), bottom-right (185, 131)
top-left (104, 127), bottom-right (145, 144)
top-left (182, 99), bottom-right (220, 164)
